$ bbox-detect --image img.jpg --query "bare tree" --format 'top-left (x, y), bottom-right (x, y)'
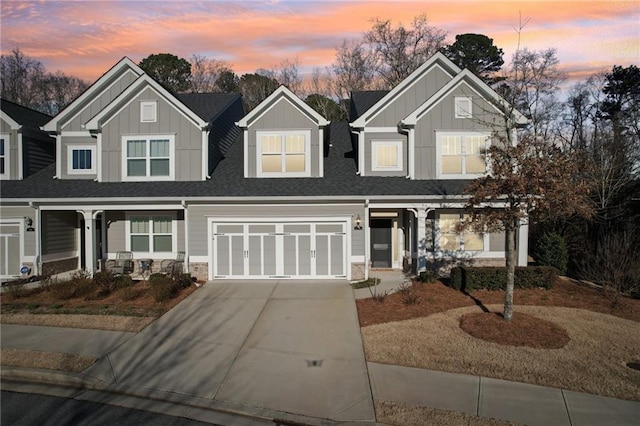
top-left (330, 39), bottom-right (377, 115)
top-left (365, 13), bottom-right (447, 88)
top-left (190, 54), bottom-right (234, 93)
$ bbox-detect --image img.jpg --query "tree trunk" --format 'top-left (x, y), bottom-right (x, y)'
top-left (503, 220), bottom-right (519, 321)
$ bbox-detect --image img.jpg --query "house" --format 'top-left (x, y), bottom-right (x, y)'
top-left (0, 52), bottom-right (528, 282)
top-left (0, 99), bottom-right (54, 279)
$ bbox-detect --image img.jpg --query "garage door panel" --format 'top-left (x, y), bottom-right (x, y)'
top-left (263, 235), bottom-right (276, 276)
top-left (231, 235), bottom-right (244, 276)
top-left (330, 234), bottom-right (344, 276)
top-left (315, 235), bottom-right (329, 276)
top-left (248, 235), bottom-right (262, 276)
top-left (298, 235), bottom-right (311, 276)
top-left (216, 235), bottom-right (230, 276)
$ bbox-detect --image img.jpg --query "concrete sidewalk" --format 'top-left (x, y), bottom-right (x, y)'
top-left (2, 280), bottom-right (640, 425)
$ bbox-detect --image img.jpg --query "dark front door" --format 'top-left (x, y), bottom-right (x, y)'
top-left (371, 219), bottom-right (392, 268)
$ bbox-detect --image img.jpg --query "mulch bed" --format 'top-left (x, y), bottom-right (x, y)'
top-left (356, 277), bottom-right (640, 328)
top-left (459, 312), bottom-right (570, 349)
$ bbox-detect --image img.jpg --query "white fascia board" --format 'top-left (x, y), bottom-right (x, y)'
top-left (85, 75), bottom-right (207, 130)
top-left (350, 52), bottom-right (460, 128)
top-left (43, 57), bottom-right (144, 132)
top-left (236, 85), bottom-right (329, 128)
top-left (0, 111), bottom-right (21, 130)
top-left (402, 70), bottom-right (528, 126)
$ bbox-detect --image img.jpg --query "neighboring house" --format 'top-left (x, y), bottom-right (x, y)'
top-left (0, 99), bottom-right (54, 279)
top-left (0, 53), bottom-right (528, 282)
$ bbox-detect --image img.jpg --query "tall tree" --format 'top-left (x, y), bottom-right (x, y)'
top-left (442, 33), bottom-right (504, 82)
top-left (238, 73), bottom-right (279, 111)
top-left (215, 70), bottom-right (240, 93)
top-left (365, 13), bottom-right (447, 87)
top-left (139, 53), bottom-right (192, 93)
top-left (189, 54), bottom-right (234, 93)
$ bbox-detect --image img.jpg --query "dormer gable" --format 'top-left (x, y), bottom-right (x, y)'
top-left (236, 86), bottom-right (329, 178)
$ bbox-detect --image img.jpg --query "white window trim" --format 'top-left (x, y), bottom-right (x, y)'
top-left (121, 135), bottom-right (175, 182)
top-left (125, 213), bottom-right (178, 258)
top-left (436, 131), bottom-right (490, 179)
top-left (256, 130), bottom-right (311, 178)
top-left (67, 145), bottom-right (96, 175)
top-left (140, 100), bottom-right (158, 123)
top-left (455, 96), bottom-right (473, 119)
top-left (435, 212), bottom-right (489, 254)
top-left (0, 133), bottom-right (9, 179)
top-left (371, 140), bottom-right (403, 172)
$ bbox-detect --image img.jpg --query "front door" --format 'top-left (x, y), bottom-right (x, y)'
top-left (371, 219), bottom-right (392, 268)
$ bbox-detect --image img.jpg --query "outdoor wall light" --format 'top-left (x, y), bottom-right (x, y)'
top-left (354, 214), bottom-right (363, 230)
top-left (25, 216), bottom-right (35, 232)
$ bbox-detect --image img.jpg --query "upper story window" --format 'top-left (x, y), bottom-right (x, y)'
top-left (371, 140), bottom-right (402, 172)
top-left (437, 132), bottom-right (489, 179)
top-left (0, 134), bottom-right (8, 179)
top-left (140, 101), bottom-right (157, 123)
top-left (455, 96), bottom-right (473, 118)
top-left (67, 145), bottom-right (96, 175)
top-left (257, 130), bottom-right (311, 177)
top-left (439, 213), bottom-right (484, 252)
top-left (122, 135), bottom-right (174, 181)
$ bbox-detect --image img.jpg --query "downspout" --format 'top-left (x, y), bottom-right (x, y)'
top-left (93, 210), bottom-right (103, 270)
top-left (350, 128), bottom-right (364, 176)
top-left (181, 200), bottom-right (189, 274)
top-left (29, 202), bottom-right (40, 275)
top-left (398, 122), bottom-right (415, 179)
top-left (364, 199), bottom-right (370, 280)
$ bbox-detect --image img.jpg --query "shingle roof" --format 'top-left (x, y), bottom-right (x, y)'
top-left (349, 91), bottom-right (388, 122)
top-left (176, 93), bottom-right (242, 122)
top-left (0, 98), bottom-right (52, 129)
top-left (0, 122), bottom-right (469, 200)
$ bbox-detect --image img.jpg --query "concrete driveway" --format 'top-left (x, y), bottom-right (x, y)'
top-left (84, 280), bottom-right (375, 422)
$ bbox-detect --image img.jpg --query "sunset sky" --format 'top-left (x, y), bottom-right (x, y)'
top-left (1, 0), bottom-right (638, 86)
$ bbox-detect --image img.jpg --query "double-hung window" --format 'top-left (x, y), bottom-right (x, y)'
top-left (0, 134), bottom-right (8, 178)
top-left (371, 140), bottom-right (403, 171)
top-left (122, 135), bottom-right (174, 181)
top-left (438, 132), bottom-right (489, 178)
top-left (438, 213), bottom-right (484, 252)
top-left (257, 131), bottom-right (310, 177)
top-left (128, 215), bottom-right (175, 254)
top-left (67, 145), bottom-right (96, 175)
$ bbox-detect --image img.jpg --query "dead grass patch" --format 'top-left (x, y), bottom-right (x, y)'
top-left (459, 312), bottom-right (570, 349)
top-left (362, 305), bottom-right (640, 401)
top-left (0, 314), bottom-right (154, 332)
top-left (375, 401), bottom-right (520, 426)
top-left (1, 348), bottom-right (96, 372)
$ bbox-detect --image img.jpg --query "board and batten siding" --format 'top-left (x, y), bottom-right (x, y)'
top-left (414, 82), bottom-right (507, 180)
top-left (62, 70), bottom-right (138, 132)
top-left (246, 98), bottom-right (322, 178)
top-left (187, 204), bottom-right (365, 257)
top-left (41, 211), bottom-right (77, 256)
top-left (368, 66), bottom-right (453, 128)
top-left (364, 131), bottom-right (407, 176)
top-left (101, 87), bottom-right (204, 182)
top-left (0, 206), bottom-right (36, 256)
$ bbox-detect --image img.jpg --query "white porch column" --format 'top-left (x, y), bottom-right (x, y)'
top-left (416, 208), bottom-right (427, 273)
top-left (77, 210), bottom-right (96, 273)
top-left (518, 220), bottom-right (529, 266)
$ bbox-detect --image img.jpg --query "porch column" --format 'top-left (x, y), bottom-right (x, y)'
top-left (518, 219), bottom-right (529, 266)
top-left (77, 210), bottom-right (96, 274)
top-left (416, 208), bottom-right (427, 273)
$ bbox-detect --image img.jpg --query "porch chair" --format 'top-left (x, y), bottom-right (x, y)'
top-left (160, 251), bottom-right (185, 275)
top-left (105, 251), bottom-right (134, 275)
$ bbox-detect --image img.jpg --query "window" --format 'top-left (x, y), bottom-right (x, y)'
top-left (455, 96), bottom-right (473, 118)
top-left (122, 135), bottom-right (174, 181)
top-left (257, 131), bottom-right (310, 177)
top-left (0, 135), bottom-right (7, 178)
top-left (438, 213), bottom-right (484, 252)
top-left (371, 141), bottom-right (402, 171)
top-left (140, 101), bottom-right (157, 123)
top-left (438, 132), bottom-right (489, 178)
top-left (67, 145), bottom-right (96, 175)
top-left (128, 215), bottom-right (175, 253)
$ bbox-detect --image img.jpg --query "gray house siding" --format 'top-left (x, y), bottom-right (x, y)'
top-left (188, 204), bottom-right (364, 257)
top-left (100, 87), bottom-right (204, 182)
top-left (246, 98), bottom-right (321, 178)
top-left (414, 82), bottom-right (506, 180)
top-left (41, 210), bottom-right (77, 256)
top-left (62, 70), bottom-right (138, 132)
top-left (364, 131), bottom-right (407, 176)
top-left (368, 66), bottom-right (452, 128)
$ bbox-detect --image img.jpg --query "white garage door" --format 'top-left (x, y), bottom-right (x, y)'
top-left (212, 221), bottom-right (347, 279)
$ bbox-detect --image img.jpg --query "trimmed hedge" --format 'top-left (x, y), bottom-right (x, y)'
top-left (449, 266), bottom-right (559, 292)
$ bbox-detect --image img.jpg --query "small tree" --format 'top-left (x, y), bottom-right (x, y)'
top-left (465, 135), bottom-right (593, 321)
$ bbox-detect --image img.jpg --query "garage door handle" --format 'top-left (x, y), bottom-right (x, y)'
top-left (311, 250), bottom-right (316, 258)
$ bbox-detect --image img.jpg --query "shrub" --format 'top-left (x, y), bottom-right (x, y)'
top-left (148, 274), bottom-right (179, 302)
top-left (115, 274), bottom-right (134, 289)
top-left (534, 232), bottom-right (569, 275)
top-left (449, 266), bottom-right (559, 292)
top-left (50, 281), bottom-right (79, 300)
top-left (119, 285), bottom-right (143, 301)
top-left (418, 269), bottom-right (438, 284)
top-left (93, 270), bottom-right (120, 294)
top-left (6, 279), bottom-right (28, 299)
top-left (49, 271), bottom-right (96, 300)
